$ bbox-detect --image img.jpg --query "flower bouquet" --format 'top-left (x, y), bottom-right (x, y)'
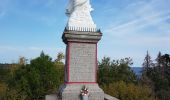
top-left (81, 86), bottom-right (89, 100)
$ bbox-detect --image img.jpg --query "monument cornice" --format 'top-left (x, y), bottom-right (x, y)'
top-left (62, 29), bottom-right (102, 44)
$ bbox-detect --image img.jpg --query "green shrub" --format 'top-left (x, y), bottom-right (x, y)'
top-left (102, 81), bottom-right (156, 100)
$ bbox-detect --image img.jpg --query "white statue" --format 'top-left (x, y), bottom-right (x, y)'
top-left (66, 0), bottom-right (97, 31)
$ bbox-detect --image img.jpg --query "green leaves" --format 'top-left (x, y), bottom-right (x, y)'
top-left (5, 52), bottom-right (64, 100)
top-left (98, 57), bottom-right (156, 100)
top-left (102, 81), bottom-right (156, 100)
top-left (141, 52), bottom-right (170, 100)
top-left (98, 57), bottom-right (137, 85)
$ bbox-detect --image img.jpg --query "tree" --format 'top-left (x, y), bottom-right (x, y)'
top-left (98, 57), bottom-right (137, 85)
top-left (155, 54), bottom-right (170, 100)
top-left (141, 51), bottom-right (154, 88)
top-left (155, 52), bottom-right (162, 68)
top-left (54, 52), bottom-right (64, 65)
top-left (142, 51), bottom-right (154, 74)
top-left (5, 52), bottom-right (64, 100)
top-left (161, 54), bottom-right (170, 79)
top-left (98, 56), bottom-right (157, 100)
top-left (141, 52), bottom-right (170, 100)
top-left (0, 82), bottom-right (7, 100)
top-left (18, 56), bottom-right (27, 65)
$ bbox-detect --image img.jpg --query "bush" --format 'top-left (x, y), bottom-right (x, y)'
top-left (0, 83), bottom-right (7, 99)
top-left (102, 81), bottom-right (156, 100)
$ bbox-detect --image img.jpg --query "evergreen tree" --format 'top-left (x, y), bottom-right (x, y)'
top-left (141, 51), bottom-right (155, 91)
top-left (155, 52), bottom-right (162, 67)
top-left (141, 52), bottom-right (170, 100)
top-left (142, 51), bottom-right (154, 74)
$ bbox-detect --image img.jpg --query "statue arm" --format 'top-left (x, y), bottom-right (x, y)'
top-left (66, 0), bottom-right (74, 15)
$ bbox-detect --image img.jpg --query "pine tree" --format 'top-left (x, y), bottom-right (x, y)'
top-left (141, 51), bottom-right (154, 89)
top-left (156, 52), bottom-right (162, 67)
top-left (142, 51), bottom-right (154, 75)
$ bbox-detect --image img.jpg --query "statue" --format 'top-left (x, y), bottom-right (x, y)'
top-left (66, 0), bottom-right (96, 31)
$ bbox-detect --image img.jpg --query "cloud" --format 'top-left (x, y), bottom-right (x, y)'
top-left (28, 46), bottom-right (62, 52)
top-left (99, 0), bottom-right (170, 66)
top-left (0, 46), bottom-right (64, 63)
top-left (105, 13), bottom-right (170, 37)
top-left (105, 0), bottom-right (170, 35)
top-left (0, 46), bottom-right (63, 52)
top-left (0, 46), bottom-right (18, 51)
top-left (103, 0), bottom-right (170, 41)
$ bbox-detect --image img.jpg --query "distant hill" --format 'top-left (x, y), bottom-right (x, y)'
top-left (131, 67), bottom-right (142, 77)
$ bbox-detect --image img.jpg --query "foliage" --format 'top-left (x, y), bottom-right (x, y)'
top-left (142, 51), bottom-right (154, 75)
top-left (102, 81), bottom-right (156, 100)
top-left (0, 64), bottom-right (14, 99)
top-left (54, 52), bottom-right (65, 65)
top-left (98, 56), bottom-right (157, 100)
top-left (141, 52), bottom-right (170, 100)
top-left (98, 57), bottom-right (137, 85)
top-left (18, 57), bottom-right (27, 65)
top-left (2, 51), bottom-right (170, 100)
top-left (4, 52), bottom-right (64, 100)
top-left (0, 83), bottom-right (7, 100)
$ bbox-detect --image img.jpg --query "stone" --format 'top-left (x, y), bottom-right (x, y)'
top-left (45, 94), bottom-right (60, 100)
top-left (46, 0), bottom-right (119, 99)
top-left (57, 30), bottom-right (105, 100)
top-left (104, 94), bottom-right (119, 100)
top-left (45, 93), bottom-right (119, 100)
top-left (68, 43), bottom-right (96, 82)
top-left (66, 0), bottom-right (96, 32)
top-left (59, 84), bottom-right (104, 100)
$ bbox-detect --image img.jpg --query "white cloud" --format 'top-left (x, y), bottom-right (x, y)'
top-left (100, 0), bottom-right (170, 66)
top-left (104, 0), bottom-right (170, 42)
top-left (0, 46), bottom-right (64, 63)
top-left (0, 46), bottom-right (18, 51)
top-left (105, 0), bottom-right (170, 36)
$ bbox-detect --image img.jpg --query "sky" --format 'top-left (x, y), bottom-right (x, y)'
top-left (0, 0), bottom-right (170, 67)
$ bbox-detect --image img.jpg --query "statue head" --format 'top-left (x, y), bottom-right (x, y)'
top-left (65, 0), bottom-right (97, 31)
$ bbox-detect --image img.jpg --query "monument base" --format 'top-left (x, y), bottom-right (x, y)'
top-left (59, 83), bottom-right (104, 100)
top-left (45, 94), bottom-right (60, 100)
top-left (45, 30), bottom-right (119, 100)
top-left (45, 93), bottom-right (119, 100)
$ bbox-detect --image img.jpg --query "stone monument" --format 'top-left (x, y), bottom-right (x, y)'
top-left (46, 0), bottom-right (118, 100)
top-left (59, 0), bottom-right (104, 100)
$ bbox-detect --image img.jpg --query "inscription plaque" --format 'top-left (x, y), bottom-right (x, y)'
top-left (69, 43), bottom-right (96, 82)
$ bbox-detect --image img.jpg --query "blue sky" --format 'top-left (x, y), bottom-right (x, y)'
top-left (0, 0), bottom-right (170, 67)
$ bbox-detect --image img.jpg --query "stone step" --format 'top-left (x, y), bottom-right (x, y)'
top-left (45, 94), bottom-right (119, 100)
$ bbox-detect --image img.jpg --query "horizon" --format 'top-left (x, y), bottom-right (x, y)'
top-left (0, 0), bottom-right (170, 67)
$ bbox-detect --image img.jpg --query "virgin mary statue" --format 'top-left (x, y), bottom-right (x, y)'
top-left (66, 0), bottom-right (96, 31)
